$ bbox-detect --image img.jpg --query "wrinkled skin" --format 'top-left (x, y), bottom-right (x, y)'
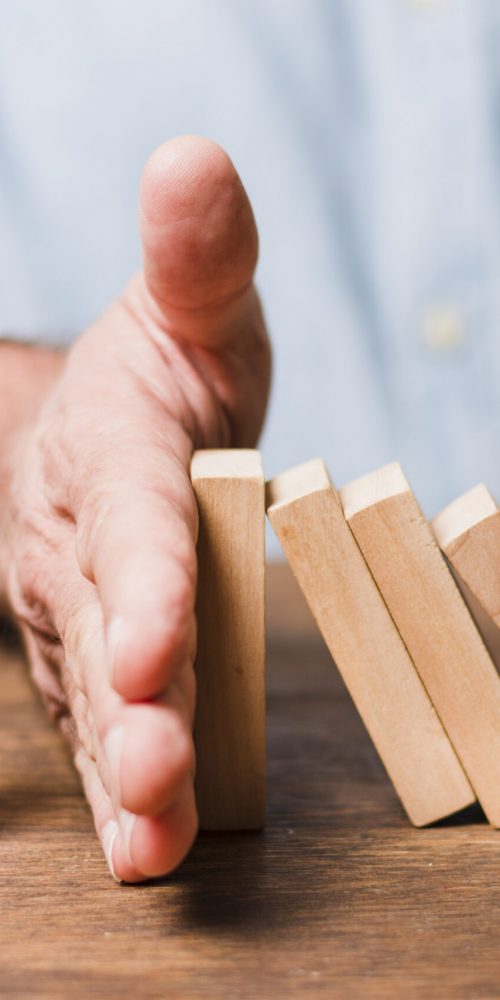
top-left (0, 136), bottom-right (271, 881)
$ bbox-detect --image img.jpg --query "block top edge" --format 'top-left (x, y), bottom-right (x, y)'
top-left (191, 449), bottom-right (263, 480)
top-left (432, 483), bottom-right (498, 549)
top-left (265, 458), bottom-right (333, 510)
top-left (339, 462), bottom-right (409, 519)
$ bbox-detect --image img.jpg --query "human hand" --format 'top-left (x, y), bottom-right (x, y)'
top-left (0, 136), bottom-right (271, 881)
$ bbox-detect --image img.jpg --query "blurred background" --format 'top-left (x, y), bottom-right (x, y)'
top-left (1, 0), bottom-right (500, 555)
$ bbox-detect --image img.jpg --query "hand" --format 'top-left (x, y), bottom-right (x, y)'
top-left (0, 136), bottom-right (271, 881)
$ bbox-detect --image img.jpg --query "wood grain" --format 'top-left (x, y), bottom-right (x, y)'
top-left (266, 459), bottom-right (473, 828)
top-left (342, 463), bottom-right (500, 827)
top-left (432, 484), bottom-right (500, 671)
top-left (0, 570), bottom-right (499, 999)
top-left (191, 449), bottom-right (265, 830)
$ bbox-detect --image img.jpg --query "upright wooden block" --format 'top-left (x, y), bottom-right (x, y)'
top-left (341, 462), bottom-right (500, 827)
top-left (432, 484), bottom-right (500, 671)
top-left (191, 449), bottom-right (265, 831)
top-left (266, 459), bottom-right (474, 827)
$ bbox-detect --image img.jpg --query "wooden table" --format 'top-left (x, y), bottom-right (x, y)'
top-left (1, 563), bottom-right (500, 999)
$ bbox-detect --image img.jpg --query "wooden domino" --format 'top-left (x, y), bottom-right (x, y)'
top-left (191, 449), bottom-right (266, 831)
top-left (432, 484), bottom-right (500, 672)
top-left (341, 462), bottom-right (500, 827)
top-left (266, 459), bottom-right (474, 827)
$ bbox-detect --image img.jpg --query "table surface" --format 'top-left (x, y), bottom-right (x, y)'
top-left (1, 563), bottom-right (500, 1000)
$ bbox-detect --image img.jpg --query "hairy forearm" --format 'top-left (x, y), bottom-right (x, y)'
top-left (0, 340), bottom-right (66, 606)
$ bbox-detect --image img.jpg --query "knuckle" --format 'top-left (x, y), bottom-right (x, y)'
top-left (61, 598), bottom-right (102, 694)
top-left (75, 483), bottom-right (116, 580)
top-left (23, 628), bottom-right (68, 723)
top-left (9, 536), bottom-right (54, 634)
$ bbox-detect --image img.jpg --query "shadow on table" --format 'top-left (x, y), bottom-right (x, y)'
top-left (429, 801), bottom-right (486, 827)
top-left (163, 829), bottom-right (296, 934)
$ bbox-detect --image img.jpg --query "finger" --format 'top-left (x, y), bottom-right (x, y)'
top-left (91, 658), bottom-right (196, 820)
top-left (73, 700), bottom-right (198, 881)
top-left (139, 134), bottom-right (260, 349)
top-left (119, 782), bottom-right (198, 879)
top-left (73, 745), bottom-right (144, 884)
top-left (74, 445), bottom-right (198, 702)
top-left (50, 555), bottom-right (196, 821)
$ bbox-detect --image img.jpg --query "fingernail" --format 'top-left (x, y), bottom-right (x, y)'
top-left (119, 808), bottom-right (136, 866)
top-left (101, 820), bottom-right (120, 882)
top-left (106, 616), bottom-right (125, 684)
top-left (104, 725), bottom-right (125, 802)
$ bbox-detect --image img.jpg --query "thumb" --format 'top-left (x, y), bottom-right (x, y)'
top-left (139, 134), bottom-right (260, 349)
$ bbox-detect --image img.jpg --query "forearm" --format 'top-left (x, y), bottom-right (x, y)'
top-left (0, 340), bottom-right (66, 607)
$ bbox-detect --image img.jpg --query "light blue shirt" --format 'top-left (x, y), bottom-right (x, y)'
top-left (1, 0), bottom-right (500, 545)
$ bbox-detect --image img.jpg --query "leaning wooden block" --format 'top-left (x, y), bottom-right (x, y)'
top-left (341, 462), bottom-right (500, 827)
top-left (432, 484), bottom-right (500, 672)
top-left (266, 459), bottom-right (474, 827)
top-left (191, 449), bottom-right (265, 831)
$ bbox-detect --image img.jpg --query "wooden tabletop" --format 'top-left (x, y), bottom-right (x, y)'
top-left (1, 563), bottom-right (499, 1000)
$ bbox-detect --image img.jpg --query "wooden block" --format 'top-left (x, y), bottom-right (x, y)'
top-left (432, 484), bottom-right (500, 671)
top-left (341, 462), bottom-right (500, 827)
top-left (191, 449), bottom-right (265, 830)
top-left (266, 459), bottom-right (474, 827)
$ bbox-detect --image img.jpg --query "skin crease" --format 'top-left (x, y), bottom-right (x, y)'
top-left (0, 135), bottom-right (271, 882)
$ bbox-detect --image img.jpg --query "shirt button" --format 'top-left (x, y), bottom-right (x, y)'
top-left (421, 305), bottom-right (465, 352)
